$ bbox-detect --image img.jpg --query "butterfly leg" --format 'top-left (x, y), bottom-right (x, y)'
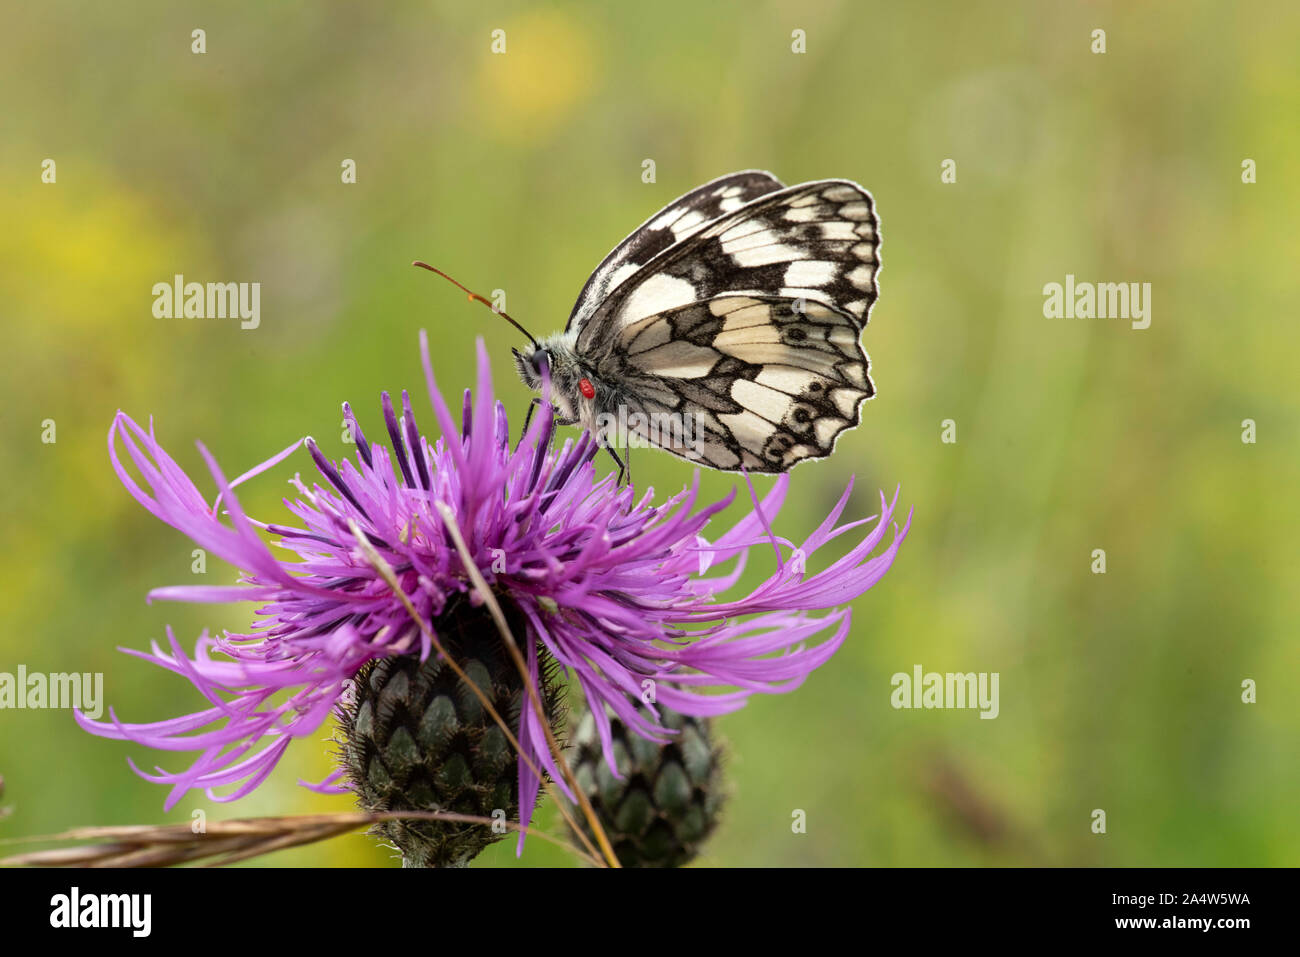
top-left (605, 443), bottom-right (630, 486)
top-left (517, 398), bottom-right (544, 448)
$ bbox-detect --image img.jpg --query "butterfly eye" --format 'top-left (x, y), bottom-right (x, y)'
top-left (578, 378), bottom-right (596, 400)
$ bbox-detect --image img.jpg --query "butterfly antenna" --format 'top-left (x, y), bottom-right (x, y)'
top-left (412, 261), bottom-right (542, 351)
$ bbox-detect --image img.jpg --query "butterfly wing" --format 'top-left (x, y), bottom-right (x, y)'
top-left (601, 295), bottom-right (874, 472)
top-left (575, 178), bottom-right (881, 471)
top-left (565, 170), bottom-right (786, 332)
top-left (574, 178), bottom-right (880, 357)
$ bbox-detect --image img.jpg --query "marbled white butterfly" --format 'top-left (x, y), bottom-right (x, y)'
top-left (422, 170), bottom-right (881, 474)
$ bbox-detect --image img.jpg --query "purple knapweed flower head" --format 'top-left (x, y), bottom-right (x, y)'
top-left (79, 332), bottom-right (909, 859)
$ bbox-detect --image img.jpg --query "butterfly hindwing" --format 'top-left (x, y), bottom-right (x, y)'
top-left (565, 170), bottom-right (786, 332)
top-left (603, 295), bottom-right (874, 472)
top-left (574, 178), bottom-right (880, 359)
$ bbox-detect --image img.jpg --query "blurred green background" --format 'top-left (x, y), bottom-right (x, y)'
top-left (2, 1), bottom-right (1297, 867)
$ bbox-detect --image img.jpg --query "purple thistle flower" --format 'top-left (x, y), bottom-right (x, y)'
top-left (78, 332), bottom-right (910, 851)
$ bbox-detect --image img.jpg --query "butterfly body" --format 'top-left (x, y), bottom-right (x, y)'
top-left (514, 170), bottom-right (882, 473)
top-left (512, 331), bottom-right (596, 428)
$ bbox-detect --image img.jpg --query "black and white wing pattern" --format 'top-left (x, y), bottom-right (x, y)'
top-left (573, 178), bottom-right (881, 472)
top-left (601, 296), bottom-right (874, 471)
top-left (574, 179), bottom-right (880, 354)
top-left (565, 170), bottom-right (785, 332)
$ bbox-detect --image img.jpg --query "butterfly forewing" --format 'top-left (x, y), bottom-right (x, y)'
top-left (575, 178), bottom-right (880, 358)
top-left (565, 170), bottom-right (786, 332)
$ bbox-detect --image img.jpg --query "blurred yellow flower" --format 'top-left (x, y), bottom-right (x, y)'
top-left (475, 11), bottom-right (598, 143)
